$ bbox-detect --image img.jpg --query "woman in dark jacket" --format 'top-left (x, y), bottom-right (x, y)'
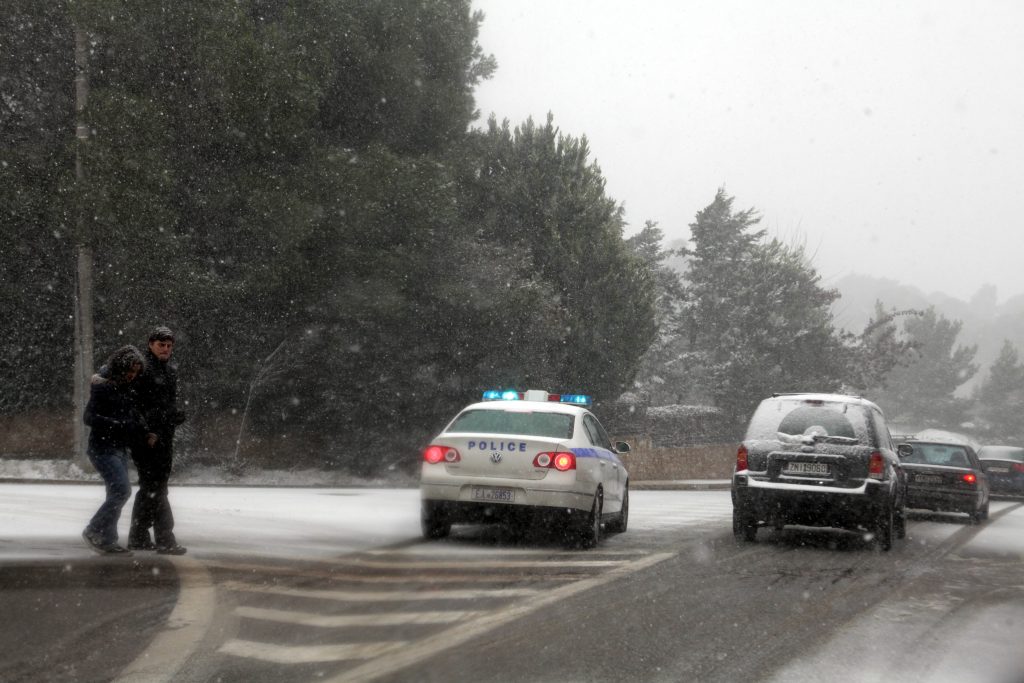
top-left (82, 345), bottom-right (148, 554)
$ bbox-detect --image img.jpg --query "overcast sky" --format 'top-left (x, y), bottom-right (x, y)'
top-left (470, 1), bottom-right (1024, 302)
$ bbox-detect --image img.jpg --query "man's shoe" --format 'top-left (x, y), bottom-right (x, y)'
top-left (128, 539), bottom-right (157, 551)
top-left (101, 544), bottom-right (133, 556)
top-left (156, 544), bottom-right (187, 555)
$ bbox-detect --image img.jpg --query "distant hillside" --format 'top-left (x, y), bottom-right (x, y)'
top-left (830, 274), bottom-right (1024, 394)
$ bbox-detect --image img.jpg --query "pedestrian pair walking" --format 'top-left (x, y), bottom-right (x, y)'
top-left (82, 326), bottom-right (187, 556)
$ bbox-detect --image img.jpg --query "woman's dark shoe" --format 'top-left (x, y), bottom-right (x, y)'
top-left (156, 544), bottom-right (187, 555)
top-left (82, 528), bottom-right (106, 554)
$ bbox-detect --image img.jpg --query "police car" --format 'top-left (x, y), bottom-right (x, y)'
top-left (420, 390), bottom-right (631, 548)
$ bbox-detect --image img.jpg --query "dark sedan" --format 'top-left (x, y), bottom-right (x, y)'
top-left (978, 445), bottom-right (1024, 496)
top-left (897, 439), bottom-right (990, 523)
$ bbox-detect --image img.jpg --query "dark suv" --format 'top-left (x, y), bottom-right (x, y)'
top-left (731, 393), bottom-right (907, 550)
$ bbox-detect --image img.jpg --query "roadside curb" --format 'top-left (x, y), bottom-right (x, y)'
top-left (632, 480), bottom-right (731, 491)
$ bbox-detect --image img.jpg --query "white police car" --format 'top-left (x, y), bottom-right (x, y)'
top-left (420, 390), bottom-right (631, 548)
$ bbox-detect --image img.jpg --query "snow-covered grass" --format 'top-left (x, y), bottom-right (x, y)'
top-left (0, 457), bottom-right (419, 488)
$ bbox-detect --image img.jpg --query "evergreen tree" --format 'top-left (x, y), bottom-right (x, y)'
top-left (873, 307), bottom-right (978, 429)
top-left (458, 115), bottom-right (658, 400)
top-left (975, 340), bottom-right (1024, 442)
top-left (674, 189), bottom-right (846, 432)
top-left (843, 302), bottom-right (921, 397)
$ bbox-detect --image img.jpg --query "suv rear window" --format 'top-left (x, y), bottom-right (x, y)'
top-left (746, 398), bottom-right (871, 444)
top-left (446, 409), bottom-right (574, 439)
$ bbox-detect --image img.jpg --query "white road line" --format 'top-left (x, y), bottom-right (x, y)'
top-left (341, 557), bottom-right (628, 570)
top-left (206, 561), bottom-right (579, 583)
top-left (236, 605), bottom-right (481, 627)
top-left (219, 639), bottom-right (405, 664)
top-left (222, 581), bottom-right (541, 601)
top-left (113, 555), bottom-right (215, 683)
top-left (362, 548), bottom-right (650, 557)
top-left (325, 552), bottom-right (675, 683)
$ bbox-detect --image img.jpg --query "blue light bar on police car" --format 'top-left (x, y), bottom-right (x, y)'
top-left (482, 390), bottom-right (523, 401)
top-left (482, 390), bottom-right (592, 407)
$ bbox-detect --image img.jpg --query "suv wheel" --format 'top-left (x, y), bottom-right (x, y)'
top-left (874, 504), bottom-right (894, 551)
top-left (733, 506), bottom-right (757, 542)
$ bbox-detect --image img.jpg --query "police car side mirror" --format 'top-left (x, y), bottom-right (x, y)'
top-left (614, 441), bottom-right (631, 454)
top-left (897, 443), bottom-right (913, 458)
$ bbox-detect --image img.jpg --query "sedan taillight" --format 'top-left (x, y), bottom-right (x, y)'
top-left (868, 452), bottom-right (885, 480)
top-left (962, 472), bottom-right (977, 484)
top-left (423, 445), bottom-right (460, 464)
top-left (1013, 463), bottom-right (1024, 473)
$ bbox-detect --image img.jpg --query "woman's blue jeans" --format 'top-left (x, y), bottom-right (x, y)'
top-left (86, 447), bottom-right (132, 545)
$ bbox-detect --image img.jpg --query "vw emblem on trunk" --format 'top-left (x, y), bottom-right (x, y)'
top-left (490, 452), bottom-right (503, 464)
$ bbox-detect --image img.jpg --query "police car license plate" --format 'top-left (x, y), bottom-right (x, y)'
top-left (783, 462), bottom-right (830, 476)
top-left (473, 486), bottom-right (515, 503)
top-left (915, 474), bottom-right (942, 484)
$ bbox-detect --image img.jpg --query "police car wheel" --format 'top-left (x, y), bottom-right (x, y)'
top-left (577, 491), bottom-right (603, 549)
top-left (422, 501), bottom-right (451, 540)
top-left (606, 487), bottom-right (628, 533)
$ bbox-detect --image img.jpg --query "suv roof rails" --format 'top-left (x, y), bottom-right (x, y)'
top-left (771, 392), bottom-right (864, 400)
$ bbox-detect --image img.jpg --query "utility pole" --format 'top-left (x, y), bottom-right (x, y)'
top-left (73, 27), bottom-right (94, 467)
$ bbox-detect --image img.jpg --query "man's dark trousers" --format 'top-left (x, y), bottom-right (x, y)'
top-left (130, 434), bottom-right (176, 548)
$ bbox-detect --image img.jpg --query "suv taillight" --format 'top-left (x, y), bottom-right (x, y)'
top-left (736, 445), bottom-right (749, 472)
top-left (534, 451), bottom-right (576, 471)
top-left (868, 452), bottom-right (885, 480)
top-left (423, 445), bottom-right (460, 464)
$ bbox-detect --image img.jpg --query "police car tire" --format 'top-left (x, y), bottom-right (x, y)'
top-left (606, 487), bottom-right (629, 533)
top-left (422, 501), bottom-right (451, 539)
top-left (578, 491), bottom-right (603, 549)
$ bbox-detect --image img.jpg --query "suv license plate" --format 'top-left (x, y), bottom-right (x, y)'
top-left (472, 487), bottom-right (515, 503)
top-left (783, 462), bottom-right (830, 476)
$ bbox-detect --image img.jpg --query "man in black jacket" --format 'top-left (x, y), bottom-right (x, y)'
top-left (128, 325), bottom-right (187, 555)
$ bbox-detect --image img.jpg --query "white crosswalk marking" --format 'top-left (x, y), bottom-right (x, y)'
top-left (235, 605), bottom-right (482, 627)
top-left (221, 581), bottom-right (541, 602)
top-left (218, 639), bottom-right (405, 664)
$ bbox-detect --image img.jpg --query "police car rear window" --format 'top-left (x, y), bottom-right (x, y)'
top-left (447, 410), bottom-right (574, 439)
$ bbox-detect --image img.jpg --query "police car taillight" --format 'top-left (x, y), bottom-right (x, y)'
top-left (423, 445), bottom-right (460, 464)
top-left (534, 451), bottom-right (576, 471)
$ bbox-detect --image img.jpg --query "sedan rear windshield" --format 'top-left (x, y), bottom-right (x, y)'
top-left (903, 443), bottom-right (972, 466)
top-left (447, 409), bottom-right (574, 439)
top-left (978, 447), bottom-right (1024, 462)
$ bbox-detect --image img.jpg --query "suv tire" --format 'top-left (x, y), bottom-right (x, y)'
top-left (875, 504), bottom-right (894, 551)
top-left (733, 506), bottom-right (757, 542)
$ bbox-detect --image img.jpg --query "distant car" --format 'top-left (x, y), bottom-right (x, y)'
top-left (977, 445), bottom-right (1024, 496)
top-left (419, 389), bottom-right (630, 548)
top-left (731, 393), bottom-right (907, 550)
top-left (897, 438), bottom-right (990, 523)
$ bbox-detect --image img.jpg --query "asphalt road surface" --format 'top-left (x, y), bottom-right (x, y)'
top-left (2, 486), bottom-right (1023, 683)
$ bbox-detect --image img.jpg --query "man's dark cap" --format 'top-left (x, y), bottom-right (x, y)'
top-left (149, 325), bottom-right (175, 342)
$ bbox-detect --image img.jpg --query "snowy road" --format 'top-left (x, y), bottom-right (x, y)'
top-left (2, 483), bottom-right (1024, 682)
